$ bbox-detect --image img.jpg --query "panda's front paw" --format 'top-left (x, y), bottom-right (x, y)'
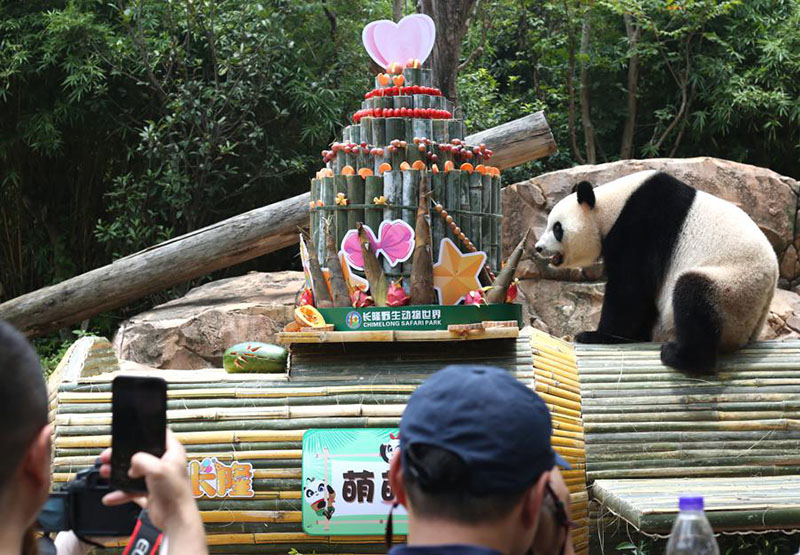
top-left (575, 331), bottom-right (605, 344)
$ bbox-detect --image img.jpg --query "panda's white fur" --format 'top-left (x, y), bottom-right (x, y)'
top-left (535, 170), bottom-right (778, 372)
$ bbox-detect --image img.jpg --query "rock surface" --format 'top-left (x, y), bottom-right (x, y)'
top-left (114, 271), bottom-right (304, 369)
top-left (519, 278), bottom-right (800, 342)
top-left (503, 157), bottom-right (800, 282)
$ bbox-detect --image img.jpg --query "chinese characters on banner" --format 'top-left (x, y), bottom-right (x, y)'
top-left (188, 458), bottom-right (255, 498)
top-left (363, 308), bottom-right (442, 328)
top-left (302, 429), bottom-right (408, 535)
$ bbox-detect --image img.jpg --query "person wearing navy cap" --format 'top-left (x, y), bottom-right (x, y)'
top-left (387, 364), bottom-right (575, 555)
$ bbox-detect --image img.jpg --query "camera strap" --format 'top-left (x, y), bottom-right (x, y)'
top-left (122, 510), bottom-right (164, 555)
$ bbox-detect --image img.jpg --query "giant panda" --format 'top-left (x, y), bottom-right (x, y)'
top-left (534, 170), bottom-right (778, 374)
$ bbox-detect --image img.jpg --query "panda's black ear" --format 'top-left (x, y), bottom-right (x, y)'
top-left (573, 181), bottom-right (595, 209)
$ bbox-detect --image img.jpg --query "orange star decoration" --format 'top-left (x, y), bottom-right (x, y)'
top-left (433, 238), bottom-right (487, 305)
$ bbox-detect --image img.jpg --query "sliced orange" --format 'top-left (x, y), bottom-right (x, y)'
top-left (460, 163), bottom-right (474, 174)
top-left (444, 160), bottom-right (455, 172)
top-left (341, 165), bottom-right (355, 176)
top-left (400, 161), bottom-right (412, 171)
top-left (358, 167), bottom-right (374, 178)
top-left (411, 160), bottom-right (426, 170)
top-left (295, 305), bottom-right (326, 328)
top-left (475, 164), bottom-right (487, 175)
top-left (378, 162), bottom-right (392, 174)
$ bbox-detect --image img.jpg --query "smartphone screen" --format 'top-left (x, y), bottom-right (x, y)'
top-left (111, 376), bottom-right (167, 491)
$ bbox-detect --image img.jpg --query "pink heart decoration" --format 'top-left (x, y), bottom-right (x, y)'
top-left (362, 14), bottom-right (436, 70)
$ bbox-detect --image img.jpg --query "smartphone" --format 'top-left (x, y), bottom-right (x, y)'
top-left (111, 376), bottom-right (167, 492)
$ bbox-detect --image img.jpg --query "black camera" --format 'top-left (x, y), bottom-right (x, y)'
top-left (37, 460), bottom-right (139, 536)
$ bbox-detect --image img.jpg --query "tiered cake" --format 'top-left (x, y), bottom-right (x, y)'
top-left (294, 14), bottom-right (522, 331)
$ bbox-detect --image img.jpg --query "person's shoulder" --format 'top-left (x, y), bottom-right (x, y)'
top-left (389, 544), bottom-right (502, 555)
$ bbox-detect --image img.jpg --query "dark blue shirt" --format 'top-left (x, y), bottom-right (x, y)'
top-left (389, 545), bottom-right (502, 555)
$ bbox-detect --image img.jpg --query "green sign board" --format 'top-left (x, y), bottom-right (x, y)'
top-left (318, 303), bottom-right (522, 331)
top-left (302, 429), bottom-right (407, 536)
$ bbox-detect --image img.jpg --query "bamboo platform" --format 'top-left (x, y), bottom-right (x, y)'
top-left (50, 331), bottom-right (587, 554)
top-left (575, 340), bottom-right (800, 536)
top-left (591, 476), bottom-right (800, 534)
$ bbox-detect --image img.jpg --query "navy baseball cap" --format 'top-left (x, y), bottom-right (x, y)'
top-left (400, 365), bottom-right (570, 495)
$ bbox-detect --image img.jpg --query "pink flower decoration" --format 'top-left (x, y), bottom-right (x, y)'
top-left (341, 220), bottom-right (415, 270)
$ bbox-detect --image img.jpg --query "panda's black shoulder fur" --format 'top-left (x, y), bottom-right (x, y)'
top-left (603, 171), bottom-right (696, 282)
top-left (596, 172), bottom-right (696, 340)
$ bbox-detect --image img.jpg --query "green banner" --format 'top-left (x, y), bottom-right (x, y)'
top-left (318, 303), bottom-right (522, 331)
top-left (302, 429), bottom-right (407, 536)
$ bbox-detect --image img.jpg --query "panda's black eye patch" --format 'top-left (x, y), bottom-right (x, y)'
top-left (553, 222), bottom-right (563, 242)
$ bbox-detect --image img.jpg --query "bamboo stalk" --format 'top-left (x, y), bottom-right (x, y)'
top-left (410, 172), bottom-right (435, 305)
top-left (459, 171), bottom-right (471, 241)
top-left (364, 176), bottom-right (382, 232)
top-left (334, 176), bottom-right (348, 248)
top-left (325, 219), bottom-right (351, 307)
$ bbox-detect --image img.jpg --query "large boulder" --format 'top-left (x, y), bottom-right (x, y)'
top-left (113, 271), bottom-right (304, 369)
top-left (503, 157), bottom-right (800, 283)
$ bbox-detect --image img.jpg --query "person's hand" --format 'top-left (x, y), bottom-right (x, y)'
top-left (99, 429), bottom-right (208, 554)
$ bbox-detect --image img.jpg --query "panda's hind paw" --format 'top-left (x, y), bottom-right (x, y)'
top-left (660, 341), bottom-right (717, 375)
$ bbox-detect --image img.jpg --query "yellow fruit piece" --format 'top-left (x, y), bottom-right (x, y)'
top-left (295, 306), bottom-right (327, 328)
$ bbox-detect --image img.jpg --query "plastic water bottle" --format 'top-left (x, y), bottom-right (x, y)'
top-left (665, 496), bottom-right (720, 555)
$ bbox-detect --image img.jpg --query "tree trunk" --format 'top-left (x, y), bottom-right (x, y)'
top-left (392, 0), bottom-right (403, 22)
top-left (566, 10), bottom-right (585, 165)
top-left (465, 111), bottom-right (557, 170)
top-left (620, 13), bottom-right (641, 159)
top-left (418, 0), bottom-right (477, 105)
top-left (579, 9), bottom-right (596, 164)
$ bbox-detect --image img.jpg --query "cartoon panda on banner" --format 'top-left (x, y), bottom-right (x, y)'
top-left (304, 477), bottom-right (336, 520)
top-left (535, 170), bottom-right (778, 374)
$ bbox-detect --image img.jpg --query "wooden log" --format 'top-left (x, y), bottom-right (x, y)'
top-left (464, 111), bottom-right (557, 171)
top-left (0, 193), bottom-right (310, 337)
